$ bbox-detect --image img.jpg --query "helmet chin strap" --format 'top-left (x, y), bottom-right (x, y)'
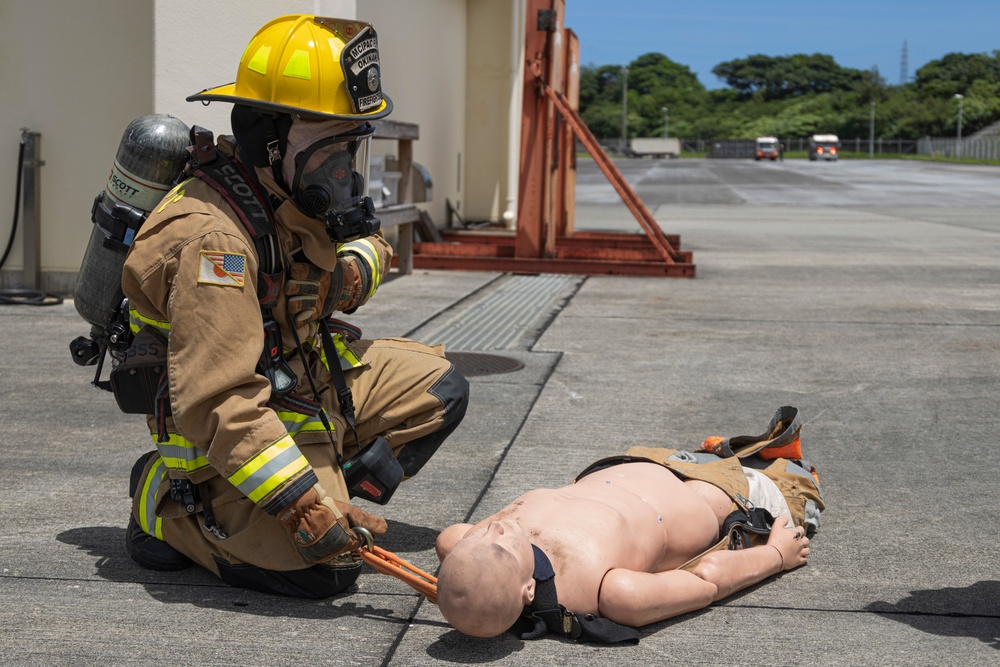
top-left (261, 113), bottom-right (289, 192)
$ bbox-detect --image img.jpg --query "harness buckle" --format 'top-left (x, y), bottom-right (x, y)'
top-left (169, 478), bottom-right (198, 514)
top-left (266, 139), bottom-right (281, 166)
top-left (353, 526), bottom-right (375, 552)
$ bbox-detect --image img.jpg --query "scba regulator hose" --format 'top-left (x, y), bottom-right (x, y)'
top-left (0, 131), bottom-right (63, 306)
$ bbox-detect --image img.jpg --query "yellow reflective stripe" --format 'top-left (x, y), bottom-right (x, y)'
top-left (247, 44), bottom-right (271, 75)
top-left (129, 307), bottom-right (171, 336)
top-left (139, 457), bottom-right (166, 539)
top-left (153, 432), bottom-right (211, 473)
top-left (318, 332), bottom-right (363, 370)
top-left (334, 334), bottom-right (363, 367)
top-left (340, 239), bottom-right (381, 296)
top-left (228, 435), bottom-right (310, 504)
top-left (156, 179), bottom-right (190, 213)
top-left (275, 409), bottom-right (330, 436)
top-left (283, 49), bottom-right (312, 80)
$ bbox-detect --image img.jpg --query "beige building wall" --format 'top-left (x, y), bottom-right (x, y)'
top-left (0, 0), bottom-right (524, 293)
top-left (0, 0), bottom-right (154, 292)
top-left (360, 0), bottom-right (469, 225)
top-left (362, 0), bottom-right (523, 226)
top-left (466, 1), bottom-right (522, 225)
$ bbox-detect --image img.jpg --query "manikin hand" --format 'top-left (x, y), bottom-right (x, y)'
top-left (767, 514), bottom-right (811, 571)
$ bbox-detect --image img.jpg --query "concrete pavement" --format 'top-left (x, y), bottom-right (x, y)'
top-left (2, 158), bottom-right (999, 665)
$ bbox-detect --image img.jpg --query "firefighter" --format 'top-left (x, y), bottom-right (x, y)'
top-left (122, 15), bottom-right (469, 598)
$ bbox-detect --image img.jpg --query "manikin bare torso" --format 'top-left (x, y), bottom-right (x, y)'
top-left (462, 462), bottom-right (734, 616)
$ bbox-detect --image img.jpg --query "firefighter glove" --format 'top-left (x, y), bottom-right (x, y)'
top-left (276, 484), bottom-right (386, 563)
top-left (284, 262), bottom-right (344, 325)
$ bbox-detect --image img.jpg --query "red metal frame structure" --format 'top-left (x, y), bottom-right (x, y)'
top-left (412, 0), bottom-right (695, 278)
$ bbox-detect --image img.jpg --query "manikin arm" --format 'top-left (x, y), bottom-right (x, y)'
top-left (599, 516), bottom-right (810, 627)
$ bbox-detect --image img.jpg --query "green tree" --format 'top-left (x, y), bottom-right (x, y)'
top-left (576, 49), bottom-right (1000, 142)
top-left (579, 54), bottom-right (706, 139)
top-left (579, 64), bottom-right (629, 108)
top-left (628, 53), bottom-right (707, 136)
top-left (711, 54), bottom-right (864, 100)
top-left (853, 66), bottom-right (889, 105)
top-left (915, 51), bottom-right (1000, 97)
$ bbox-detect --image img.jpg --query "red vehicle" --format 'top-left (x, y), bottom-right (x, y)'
top-left (755, 136), bottom-right (779, 161)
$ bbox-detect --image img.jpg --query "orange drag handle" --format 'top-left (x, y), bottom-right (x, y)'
top-left (359, 545), bottom-right (439, 604)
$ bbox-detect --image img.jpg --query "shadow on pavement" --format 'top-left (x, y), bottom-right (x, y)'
top-left (426, 629), bottom-right (529, 663)
top-left (422, 600), bottom-right (713, 663)
top-left (866, 581), bottom-right (1000, 650)
top-left (56, 518), bottom-right (443, 625)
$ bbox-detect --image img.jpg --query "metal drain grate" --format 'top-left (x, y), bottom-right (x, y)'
top-left (445, 351), bottom-right (525, 377)
top-left (419, 274), bottom-right (581, 352)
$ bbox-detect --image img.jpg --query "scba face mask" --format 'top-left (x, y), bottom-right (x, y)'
top-left (288, 123), bottom-right (381, 243)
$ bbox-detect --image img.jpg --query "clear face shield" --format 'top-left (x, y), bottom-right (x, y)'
top-left (285, 121), bottom-right (380, 243)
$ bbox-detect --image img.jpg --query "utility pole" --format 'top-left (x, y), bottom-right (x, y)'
top-left (662, 106), bottom-right (669, 137)
top-left (869, 102), bottom-right (875, 158)
top-left (620, 66), bottom-right (629, 153)
top-left (900, 40), bottom-right (909, 85)
top-left (954, 94), bottom-right (964, 159)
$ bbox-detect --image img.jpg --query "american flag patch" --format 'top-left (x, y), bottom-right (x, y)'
top-left (198, 250), bottom-right (246, 288)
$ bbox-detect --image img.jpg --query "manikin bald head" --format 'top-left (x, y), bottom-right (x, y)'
top-left (437, 519), bottom-right (536, 638)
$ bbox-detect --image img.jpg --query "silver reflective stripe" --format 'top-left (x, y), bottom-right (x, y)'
top-left (140, 456), bottom-right (167, 539)
top-left (275, 410), bottom-right (328, 436)
top-left (154, 433), bottom-right (211, 473)
top-left (342, 239), bottom-right (381, 292)
top-left (229, 437), bottom-right (309, 503)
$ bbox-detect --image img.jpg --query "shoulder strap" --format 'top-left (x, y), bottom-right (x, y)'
top-left (512, 545), bottom-right (640, 644)
top-left (187, 126), bottom-right (283, 309)
top-left (188, 127), bottom-right (297, 400)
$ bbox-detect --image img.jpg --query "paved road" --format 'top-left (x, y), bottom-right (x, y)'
top-left (576, 157), bottom-right (1000, 208)
top-left (2, 158), bottom-right (999, 666)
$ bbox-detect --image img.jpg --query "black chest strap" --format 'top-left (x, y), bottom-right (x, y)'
top-left (510, 545), bottom-right (640, 644)
top-left (188, 127), bottom-right (300, 397)
top-left (188, 126), bottom-right (284, 309)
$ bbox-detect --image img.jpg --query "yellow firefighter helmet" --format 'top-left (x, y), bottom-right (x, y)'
top-left (187, 14), bottom-right (392, 121)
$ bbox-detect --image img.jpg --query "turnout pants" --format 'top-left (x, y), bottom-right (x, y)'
top-left (131, 337), bottom-right (469, 597)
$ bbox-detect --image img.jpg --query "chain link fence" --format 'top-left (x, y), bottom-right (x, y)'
top-left (917, 136), bottom-right (1000, 160)
top-left (585, 136), bottom-right (1000, 160)
top-left (701, 136), bottom-right (1000, 160)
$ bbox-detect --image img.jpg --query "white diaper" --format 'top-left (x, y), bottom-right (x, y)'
top-left (743, 467), bottom-right (792, 526)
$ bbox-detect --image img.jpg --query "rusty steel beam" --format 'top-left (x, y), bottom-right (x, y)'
top-left (412, 242), bottom-right (515, 257)
top-left (411, 0), bottom-right (695, 278)
top-left (543, 85), bottom-right (685, 264)
top-left (516, 0), bottom-right (556, 260)
top-left (558, 232), bottom-right (684, 250)
top-left (413, 254), bottom-right (695, 277)
top-left (435, 230), bottom-right (684, 250)
top-left (415, 228), bottom-right (692, 270)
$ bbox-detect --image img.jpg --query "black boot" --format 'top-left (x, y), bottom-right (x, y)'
top-left (126, 452), bottom-right (193, 571)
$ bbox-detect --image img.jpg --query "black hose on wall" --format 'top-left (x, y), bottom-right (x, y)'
top-left (0, 132), bottom-right (63, 306)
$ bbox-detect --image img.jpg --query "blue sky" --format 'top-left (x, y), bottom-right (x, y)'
top-left (563, 0), bottom-right (999, 89)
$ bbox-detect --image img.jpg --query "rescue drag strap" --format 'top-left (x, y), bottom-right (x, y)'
top-left (356, 544), bottom-right (439, 603)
